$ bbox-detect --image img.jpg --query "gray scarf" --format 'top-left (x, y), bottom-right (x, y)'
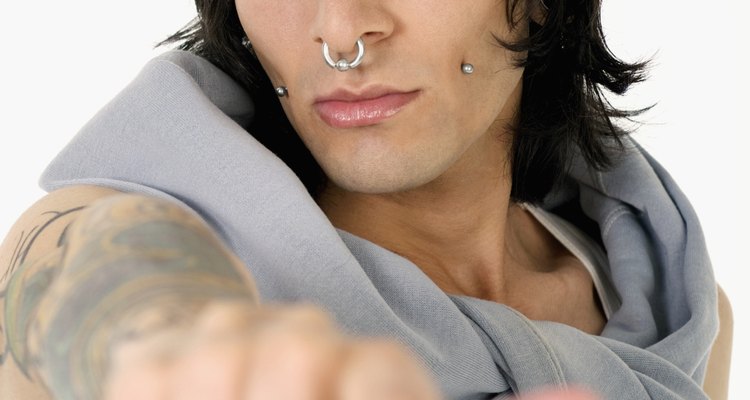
top-left (40, 51), bottom-right (717, 399)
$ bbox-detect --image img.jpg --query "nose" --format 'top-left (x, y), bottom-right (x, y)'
top-left (311, 0), bottom-right (394, 62)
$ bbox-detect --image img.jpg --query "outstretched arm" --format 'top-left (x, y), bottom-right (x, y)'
top-left (1, 186), bottom-right (442, 400)
top-left (1, 188), bottom-right (259, 399)
top-left (1, 186), bottom-right (120, 399)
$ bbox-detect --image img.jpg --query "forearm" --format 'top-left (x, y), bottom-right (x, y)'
top-left (3, 194), bottom-right (259, 400)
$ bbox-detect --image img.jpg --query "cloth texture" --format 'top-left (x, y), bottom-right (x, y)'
top-left (39, 50), bottom-right (718, 399)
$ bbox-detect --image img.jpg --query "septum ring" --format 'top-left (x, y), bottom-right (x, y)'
top-left (322, 38), bottom-right (365, 72)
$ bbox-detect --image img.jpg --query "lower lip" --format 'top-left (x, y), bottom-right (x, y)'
top-left (314, 91), bottom-right (420, 128)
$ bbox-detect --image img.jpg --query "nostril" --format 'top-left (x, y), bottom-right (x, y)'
top-left (361, 31), bottom-right (389, 44)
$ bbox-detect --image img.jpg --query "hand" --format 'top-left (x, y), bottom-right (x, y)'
top-left (103, 302), bottom-right (442, 400)
top-left (517, 388), bottom-right (601, 400)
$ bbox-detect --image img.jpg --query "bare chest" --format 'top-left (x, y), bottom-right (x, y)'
top-left (500, 255), bottom-right (606, 335)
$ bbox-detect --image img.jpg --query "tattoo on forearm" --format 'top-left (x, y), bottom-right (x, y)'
top-left (3, 244), bottom-right (66, 376)
top-left (1, 208), bottom-right (84, 286)
top-left (2, 207), bottom-right (83, 374)
top-left (3, 227), bottom-right (36, 285)
top-left (2, 195), bottom-right (258, 400)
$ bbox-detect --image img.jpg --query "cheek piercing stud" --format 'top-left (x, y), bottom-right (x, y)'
top-left (461, 63), bottom-right (475, 75)
top-left (241, 36), bottom-right (253, 51)
top-left (239, 36), bottom-right (286, 97)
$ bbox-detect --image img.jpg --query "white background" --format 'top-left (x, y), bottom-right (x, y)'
top-left (1, 0), bottom-right (747, 397)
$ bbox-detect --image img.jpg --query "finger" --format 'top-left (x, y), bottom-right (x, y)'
top-left (242, 305), bottom-right (343, 400)
top-left (335, 339), bottom-right (442, 400)
top-left (518, 387), bottom-right (602, 400)
top-left (168, 302), bottom-right (259, 400)
top-left (103, 344), bottom-right (171, 400)
top-left (106, 302), bottom-right (342, 400)
top-left (103, 323), bottom-right (194, 400)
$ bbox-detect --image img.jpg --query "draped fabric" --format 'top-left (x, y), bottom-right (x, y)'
top-left (40, 51), bottom-right (717, 399)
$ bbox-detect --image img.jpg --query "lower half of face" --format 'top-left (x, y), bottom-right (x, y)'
top-left (238, 0), bottom-right (526, 194)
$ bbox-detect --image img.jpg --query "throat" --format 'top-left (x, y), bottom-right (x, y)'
top-left (320, 184), bottom-right (555, 302)
top-left (319, 189), bottom-right (607, 334)
top-left (427, 206), bottom-right (567, 302)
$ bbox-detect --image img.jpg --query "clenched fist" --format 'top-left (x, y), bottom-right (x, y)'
top-left (103, 301), bottom-right (442, 400)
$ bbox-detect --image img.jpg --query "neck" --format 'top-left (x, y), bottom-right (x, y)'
top-left (317, 119), bottom-right (540, 301)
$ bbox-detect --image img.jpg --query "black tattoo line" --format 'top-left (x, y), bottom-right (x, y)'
top-left (2, 228), bottom-right (35, 285)
top-left (1, 207), bottom-right (84, 372)
top-left (1, 207), bottom-right (85, 285)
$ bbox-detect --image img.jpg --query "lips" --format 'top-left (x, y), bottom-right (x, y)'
top-left (314, 89), bottom-right (420, 128)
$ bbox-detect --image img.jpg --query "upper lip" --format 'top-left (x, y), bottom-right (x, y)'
top-left (314, 86), bottom-right (419, 103)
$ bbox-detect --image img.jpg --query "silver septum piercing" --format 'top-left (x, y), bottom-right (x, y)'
top-left (275, 87), bottom-right (288, 97)
top-left (323, 38), bottom-right (365, 71)
top-left (461, 63), bottom-right (475, 75)
top-left (540, 0), bottom-right (549, 11)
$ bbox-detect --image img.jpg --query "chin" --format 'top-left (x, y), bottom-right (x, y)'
top-left (312, 134), bottom-right (463, 195)
top-left (327, 172), bottom-right (416, 195)
top-left (324, 161), bottom-right (446, 195)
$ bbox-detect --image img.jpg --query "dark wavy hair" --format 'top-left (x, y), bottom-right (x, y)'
top-left (161, 0), bottom-right (649, 203)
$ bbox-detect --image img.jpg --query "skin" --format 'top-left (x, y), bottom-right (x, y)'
top-left (239, 0), bottom-right (524, 194)
top-left (0, 0), bottom-right (730, 399)
top-left (237, 0), bottom-right (606, 334)
top-left (0, 188), bottom-right (442, 399)
top-left (0, 193), bottom-right (598, 400)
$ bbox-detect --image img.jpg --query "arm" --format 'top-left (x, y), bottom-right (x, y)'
top-left (1, 185), bottom-right (122, 399)
top-left (1, 187), bottom-right (259, 399)
top-left (2, 187), bottom-right (441, 400)
top-left (703, 285), bottom-right (733, 400)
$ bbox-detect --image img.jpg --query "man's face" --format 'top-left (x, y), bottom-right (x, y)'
top-left (237, 0), bottom-right (526, 194)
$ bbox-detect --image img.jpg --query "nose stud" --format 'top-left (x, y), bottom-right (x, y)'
top-left (323, 38), bottom-right (365, 71)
